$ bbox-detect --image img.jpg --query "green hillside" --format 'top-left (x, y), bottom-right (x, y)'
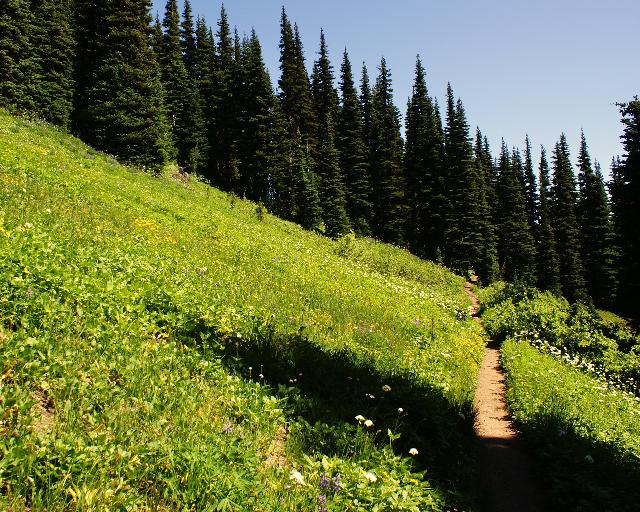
top-left (0, 111), bottom-right (485, 510)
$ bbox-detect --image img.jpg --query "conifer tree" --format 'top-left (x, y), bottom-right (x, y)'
top-left (28, 0), bottom-right (75, 128)
top-left (151, 15), bottom-right (163, 56)
top-left (523, 135), bottom-right (539, 235)
top-left (194, 17), bottom-right (217, 181)
top-left (289, 129), bottom-right (322, 230)
top-left (211, 4), bottom-right (240, 190)
top-left (370, 58), bottom-right (406, 245)
top-left (74, 0), bottom-right (172, 168)
top-left (443, 84), bottom-right (495, 279)
top-left (536, 146), bottom-right (562, 294)
top-left (337, 50), bottom-right (371, 236)
top-left (576, 132), bottom-right (617, 307)
top-left (495, 142), bottom-right (537, 284)
top-left (310, 31), bottom-right (349, 235)
top-left (0, 0), bottom-right (35, 112)
top-left (360, 63), bottom-right (373, 157)
top-left (159, 0), bottom-right (204, 172)
top-left (278, 8), bottom-right (316, 153)
top-left (180, 0), bottom-right (197, 80)
top-left (551, 134), bottom-right (587, 302)
top-left (613, 98), bottom-right (640, 317)
top-left (237, 29), bottom-right (281, 204)
top-left (404, 58), bottom-right (449, 260)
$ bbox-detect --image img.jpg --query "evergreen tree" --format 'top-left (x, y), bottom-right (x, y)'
top-left (551, 134), bottom-right (587, 302)
top-left (0, 0), bottom-right (35, 112)
top-left (613, 98), bottom-right (640, 317)
top-left (211, 4), bottom-right (240, 190)
top-left (360, 63), bottom-right (373, 157)
top-left (310, 31), bottom-right (349, 235)
top-left (495, 142), bottom-right (537, 284)
top-left (237, 29), bottom-right (281, 204)
top-left (277, 8), bottom-right (316, 153)
top-left (75, 0), bottom-right (172, 168)
top-left (194, 16), bottom-right (217, 181)
top-left (370, 58), bottom-right (406, 245)
top-left (290, 129), bottom-right (322, 230)
top-left (443, 84), bottom-right (495, 280)
top-left (536, 146), bottom-right (561, 294)
top-left (159, 0), bottom-right (203, 172)
top-left (576, 132), bottom-right (617, 307)
top-left (28, 0), bottom-right (75, 128)
top-left (151, 14), bottom-right (163, 56)
top-left (180, 0), bottom-right (197, 80)
top-left (523, 135), bottom-right (539, 235)
top-left (337, 50), bottom-right (371, 236)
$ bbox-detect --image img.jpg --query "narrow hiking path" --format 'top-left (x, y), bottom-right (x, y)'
top-left (464, 282), bottom-right (547, 512)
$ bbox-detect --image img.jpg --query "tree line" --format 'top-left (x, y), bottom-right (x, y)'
top-left (1, 0), bottom-right (638, 318)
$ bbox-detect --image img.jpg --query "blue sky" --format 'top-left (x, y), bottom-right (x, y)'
top-left (152, 0), bottom-right (639, 173)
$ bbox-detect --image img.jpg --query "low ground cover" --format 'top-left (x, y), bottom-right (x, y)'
top-left (0, 111), bottom-right (485, 510)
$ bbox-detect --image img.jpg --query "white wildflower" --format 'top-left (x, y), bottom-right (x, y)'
top-left (355, 414), bottom-right (365, 423)
top-left (364, 419), bottom-right (374, 428)
top-left (361, 472), bottom-right (377, 483)
top-left (397, 407), bottom-right (404, 414)
top-left (409, 448), bottom-right (419, 456)
top-left (382, 385), bottom-right (391, 393)
top-left (289, 469), bottom-right (305, 485)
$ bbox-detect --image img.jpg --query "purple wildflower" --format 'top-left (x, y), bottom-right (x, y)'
top-left (316, 494), bottom-right (327, 512)
top-left (331, 474), bottom-right (342, 493)
top-left (319, 473), bottom-right (330, 489)
top-left (25, 287), bottom-right (34, 298)
top-left (222, 421), bottom-right (233, 434)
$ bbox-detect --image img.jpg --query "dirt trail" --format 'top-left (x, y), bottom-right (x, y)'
top-left (465, 283), bottom-right (547, 512)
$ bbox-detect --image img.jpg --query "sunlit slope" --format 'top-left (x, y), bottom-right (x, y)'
top-left (0, 111), bottom-right (484, 510)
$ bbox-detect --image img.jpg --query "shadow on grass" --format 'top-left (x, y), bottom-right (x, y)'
top-left (514, 420), bottom-right (640, 512)
top-left (176, 317), bottom-right (480, 507)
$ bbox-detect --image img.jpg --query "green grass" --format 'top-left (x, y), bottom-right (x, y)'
top-left (501, 339), bottom-right (640, 512)
top-left (0, 110), bottom-right (485, 510)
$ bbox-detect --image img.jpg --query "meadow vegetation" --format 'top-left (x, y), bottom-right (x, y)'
top-left (0, 110), bottom-right (485, 510)
top-left (480, 284), bottom-right (640, 511)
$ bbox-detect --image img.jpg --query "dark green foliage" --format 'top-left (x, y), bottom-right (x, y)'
top-left (194, 17), bottom-right (217, 182)
top-left (28, 0), bottom-right (75, 128)
top-left (211, 5), bottom-right (240, 190)
top-left (613, 98), bottom-right (640, 318)
top-left (236, 30), bottom-right (281, 203)
top-left (551, 134), bottom-right (587, 302)
top-left (74, 0), bottom-right (172, 168)
top-left (290, 129), bottom-right (322, 230)
top-left (443, 84), bottom-right (496, 281)
top-left (370, 58), bottom-right (406, 245)
top-left (577, 132), bottom-right (618, 307)
top-left (159, 0), bottom-right (205, 173)
top-left (536, 146), bottom-right (562, 295)
top-left (523, 136), bottom-right (539, 234)
top-left (278, 8), bottom-right (316, 153)
top-left (180, 0), bottom-right (197, 80)
top-left (360, 63), bottom-right (373, 158)
top-left (336, 51), bottom-right (371, 236)
top-left (495, 142), bottom-right (537, 284)
top-left (404, 57), bottom-right (448, 260)
top-left (316, 114), bottom-right (351, 238)
top-left (310, 31), bottom-right (349, 236)
top-left (0, 0), bottom-right (35, 112)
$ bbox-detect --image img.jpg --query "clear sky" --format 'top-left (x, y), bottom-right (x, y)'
top-left (152, 0), bottom-right (639, 174)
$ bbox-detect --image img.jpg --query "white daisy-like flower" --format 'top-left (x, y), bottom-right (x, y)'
top-left (289, 469), bottom-right (305, 485)
top-left (409, 448), bottom-right (419, 456)
top-left (398, 407), bottom-right (404, 414)
top-left (355, 414), bottom-right (365, 423)
top-left (361, 472), bottom-right (377, 483)
top-left (364, 419), bottom-right (374, 428)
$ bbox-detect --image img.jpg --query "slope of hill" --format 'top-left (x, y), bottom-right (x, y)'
top-left (0, 110), bottom-right (485, 510)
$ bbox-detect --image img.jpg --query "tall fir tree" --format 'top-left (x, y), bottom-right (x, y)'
top-left (180, 0), bottom-right (197, 80)
top-left (74, 0), bottom-right (172, 168)
top-left (495, 142), bottom-right (537, 284)
top-left (29, 0), bottom-right (75, 128)
top-left (236, 30), bottom-right (281, 204)
top-left (359, 63), bottom-right (373, 160)
top-left (337, 50), bottom-right (371, 236)
top-left (159, 0), bottom-right (204, 172)
top-left (613, 98), bottom-right (640, 317)
top-left (194, 16), bottom-right (217, 181)
top-left (289, 128), bottom-right (322, 230)
top-left (536, 146), bottom-right (562, 294)
top-left (370, 58), bottom-right (406, 245)
top-left (0, 0), bottom-right (36, 112)
top-left (211, 4), bottom-right (240, 190)
top-left (551, 134), bottom-right (587, 302)
top-left (576, 132), bottom-right (617, 307)
top-left (443, 84), bottom-right (495, 279)
top-left (310, 31), bottom-right (349, 235)
top-left (523, 135), bottom-right (539, 236)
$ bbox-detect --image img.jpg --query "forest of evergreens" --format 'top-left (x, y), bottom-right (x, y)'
top-left (1, 0), bottom-right (638, 318)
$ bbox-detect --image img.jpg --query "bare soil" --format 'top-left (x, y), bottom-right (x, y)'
top-left (465, 283), bottom-right (547, 512)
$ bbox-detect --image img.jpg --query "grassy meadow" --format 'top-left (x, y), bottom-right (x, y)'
top-left (0, 110), bottom-right (485, 510)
